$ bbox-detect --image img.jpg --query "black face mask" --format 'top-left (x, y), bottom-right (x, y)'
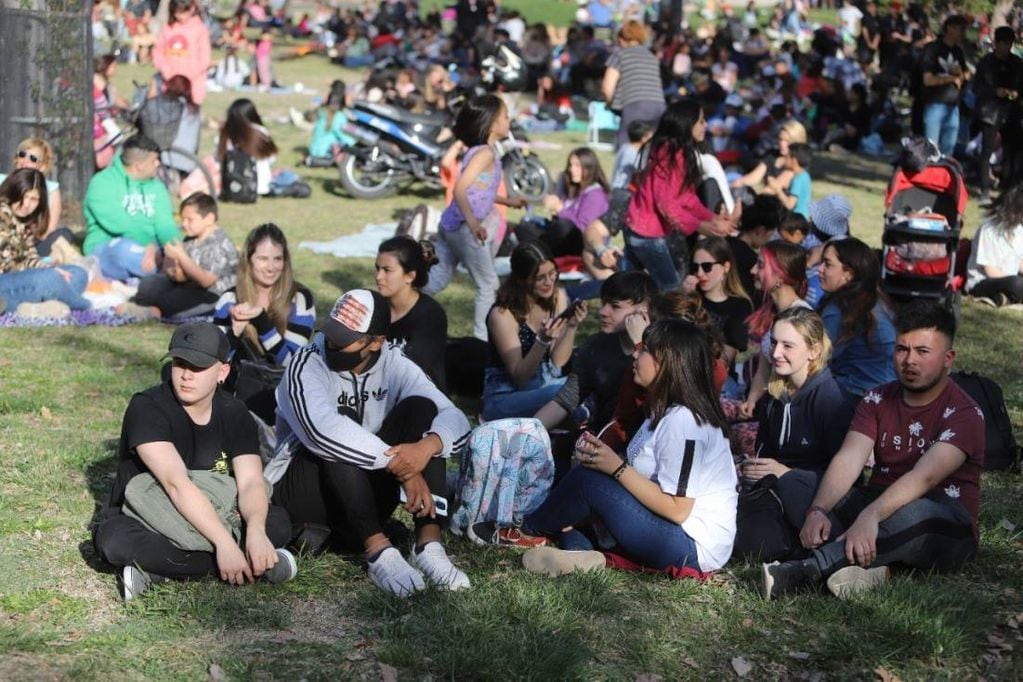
top-left (324, 339), bottom-right (372, 372)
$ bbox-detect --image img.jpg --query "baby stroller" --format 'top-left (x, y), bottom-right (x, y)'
top-left (880, 137), bottom-right (969, 315)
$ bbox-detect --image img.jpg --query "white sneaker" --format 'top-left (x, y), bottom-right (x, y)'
top-left (411, 542), bottom-right (471, 591)
top-left (262, 548), bottom-right (298, 584)
top-left (15, 300), bottom-right (71, 319)
top-left (120, 565), bottom-right (167, 602)
top-left (522, 547), bottom-right (605, 577)
top-left (368, 547), bottom-right (425, 598)
top-left (826, 565), bottom-right (890, 599)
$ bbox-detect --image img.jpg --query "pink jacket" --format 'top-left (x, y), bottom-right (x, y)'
top-left (625, 148), bottom-right (715, 238)
top-left (154, 15), bottom-right (211, 104)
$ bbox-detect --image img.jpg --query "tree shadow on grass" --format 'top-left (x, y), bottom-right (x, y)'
top-left (812, 151), bottom-right (894, 194)
top-left (79, 438), bottom-right (121, 575)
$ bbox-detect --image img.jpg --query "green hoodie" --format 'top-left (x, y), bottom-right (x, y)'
top-left (83, 154), bottom-right (181, 255)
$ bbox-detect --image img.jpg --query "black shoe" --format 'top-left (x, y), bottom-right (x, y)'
top-left (761, 559), bottom-right (821, 600)
top-left (292, 523), bottom-right (332, 555)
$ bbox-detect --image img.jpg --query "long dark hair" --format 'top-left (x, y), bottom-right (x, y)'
top-left (452, 94), bottom-right (505, 147)
top-left (0, 168), bottom-right (49, 240)
top-left (643, 318), bottom-right (729, 432)
top-left (563, 147), bottom-right (609, 199)
top-left (495, 241), bottom-right (558, 321)
top-left (819, 237), bottom-right (887, 346)
top-left (218, 98), bottom-right (278, 159)
top-left (639, 98), bottom-right (704, 192)
top-left (377, 236), bottom-right (438, 290)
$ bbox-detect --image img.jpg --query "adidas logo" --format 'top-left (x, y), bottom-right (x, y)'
top-left (372, 387), bottom-right (388, 401)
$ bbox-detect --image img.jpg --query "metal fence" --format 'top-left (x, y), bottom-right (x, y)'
top-left (0, 1), bottom-right (93, 221)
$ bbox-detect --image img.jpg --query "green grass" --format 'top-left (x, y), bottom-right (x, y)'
top-left (1, 41), bottom-right (1022, 681)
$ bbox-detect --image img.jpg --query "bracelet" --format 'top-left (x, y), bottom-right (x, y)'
top-left (611, 461), bottom-right (628, 480)
top-left (535, 336), bottom-right (552, 347)
top-left (806, 505), bottom-right (828, 518)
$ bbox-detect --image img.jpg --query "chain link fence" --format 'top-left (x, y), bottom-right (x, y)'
top-left (0, 1), bottom-right (93, 222)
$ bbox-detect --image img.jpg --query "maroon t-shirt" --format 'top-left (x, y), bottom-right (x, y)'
top-left (849, 379), bottom-right (985, 532)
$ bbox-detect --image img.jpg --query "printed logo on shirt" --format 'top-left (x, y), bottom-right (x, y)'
top-left (864, 390), bottom-right (883, 405)
top-left (944, 483), bottom-right (961, 499)
top-left (212, 451), bottom-right (229, 475)
top-left (372, 387), bottom-right (388, 401)
top-left (122, 192), bottom-right (157, 218)
top-left (338, 390), bottom-right (369, 409)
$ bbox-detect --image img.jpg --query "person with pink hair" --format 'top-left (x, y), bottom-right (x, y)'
top-left (154, 0), bottom-right (211, 105)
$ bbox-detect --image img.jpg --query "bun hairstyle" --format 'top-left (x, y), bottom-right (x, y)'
top-left (377, 236), bottom-right (438, 290)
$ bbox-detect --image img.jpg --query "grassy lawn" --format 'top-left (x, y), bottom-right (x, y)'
top-left (1, 44), bottom-right (1022, 680)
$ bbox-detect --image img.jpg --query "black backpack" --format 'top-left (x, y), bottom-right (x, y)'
top-left (732, 475), bottom-right (797, 562)
top-left (951, 371), bottom-right (1019, 471)
top-left (220, 149), bottom-right (258, 203)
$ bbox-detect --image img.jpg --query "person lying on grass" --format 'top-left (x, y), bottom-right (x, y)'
top-left (762, 300), bottom-right (985, 599)
top-left (93, 322), bottom-right (297, 602)
top-left (267, 289), bottom-right (472, 597)
top-left (478, 319), bottom-right (739, 577)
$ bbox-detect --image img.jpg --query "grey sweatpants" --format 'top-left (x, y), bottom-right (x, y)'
top-left (423, 219), bottom-right (500, 341)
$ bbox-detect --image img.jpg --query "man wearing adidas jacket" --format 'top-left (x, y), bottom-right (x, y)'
top-left (268, 289), bottom-right (471, 597)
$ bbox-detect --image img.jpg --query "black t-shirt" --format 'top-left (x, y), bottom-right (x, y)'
top-left (702, 295), bottom-right (753, 352)
top-left (387, 293), bottom-right (448, 393)
top-left (727, 236), bottom-right (759, 305)
top-left (920, 40), bottom-right (967, 105)
top-left (552, 332), bottom-right (632, 429)
top-left (105, 381), bottom-right (259, 509)
top-left (858, 13), bottom-right (879, 53)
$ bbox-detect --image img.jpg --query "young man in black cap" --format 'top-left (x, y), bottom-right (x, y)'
top-left (93, 322), bottom-right (297, 601)
top-left (269, 289), bottom-right (472, 597)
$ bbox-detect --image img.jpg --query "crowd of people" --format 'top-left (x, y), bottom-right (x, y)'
top-left (0, 0), bottom-right (1017, 604)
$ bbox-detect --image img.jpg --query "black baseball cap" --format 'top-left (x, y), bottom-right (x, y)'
top-left (163, 322), bottom-right (230, 369)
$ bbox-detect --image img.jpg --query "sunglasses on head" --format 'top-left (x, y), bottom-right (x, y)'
top-left (17, 150), bottom-right (40, 163)
top-left (691, 260), bottom-right (721, 274)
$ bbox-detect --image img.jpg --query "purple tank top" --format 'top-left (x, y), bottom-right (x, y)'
top-left (439, 144), bottom-right (501, 231)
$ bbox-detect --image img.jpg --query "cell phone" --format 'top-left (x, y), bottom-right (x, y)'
top-left (398, 488), bottom-right (449, 517)
top-left (556, 298), bottom-right (583, 322)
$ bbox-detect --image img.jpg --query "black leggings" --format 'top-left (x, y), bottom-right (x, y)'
top-left (92, 505), bottom-right (292, 579)
top-left (971, 276), bottom-right (1023, 304)
top-left (776, 470), bottom-right (977, 577)
top-left (272, 397), bottom-right (447, 548)
top-left (134, 274), bottom-right (219, 317)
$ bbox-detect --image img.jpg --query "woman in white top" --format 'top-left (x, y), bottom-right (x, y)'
top-left (517, 318), bottom-right (738, 574)
top-left (966, 185), bottom-right (1023, 306)
top-left (217, 98), bottom-right (278, 196)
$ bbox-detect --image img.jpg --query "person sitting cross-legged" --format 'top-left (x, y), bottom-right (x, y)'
top-left (762, 300), bottom-right (985, 599)
top-left (93, 322), bottom-right (297, 601)
top-left (268, 289), bottom-right (472, 597)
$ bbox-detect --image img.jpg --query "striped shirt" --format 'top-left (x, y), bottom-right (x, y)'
top-left (607, 46), bottom-right (665, 111)
top-left (213, 284), bottom-right (316, 365)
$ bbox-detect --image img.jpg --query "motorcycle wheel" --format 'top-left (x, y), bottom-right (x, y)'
top-left (338, 150), bottom-right (398, 199)
top-left (504, 153), bottom-right (551, 203)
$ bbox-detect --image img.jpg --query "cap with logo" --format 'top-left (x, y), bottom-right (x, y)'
top-left (322, 289), bottom-right (391, 348)
top-left (163, 322), bottom-right (230, 369)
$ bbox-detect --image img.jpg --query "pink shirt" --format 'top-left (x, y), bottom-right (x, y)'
top-left (154, 15), bottom-right (211, 104)
top-left (625, 148), bottom-right (715, 239)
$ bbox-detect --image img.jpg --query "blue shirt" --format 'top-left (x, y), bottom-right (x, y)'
top-left (789, 170), bottom-right (812, 218)
top-left (820, 300), bottom-right (897, 397)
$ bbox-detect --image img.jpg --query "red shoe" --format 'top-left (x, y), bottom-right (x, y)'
top-left (468, 522), bottom-right (548, 548)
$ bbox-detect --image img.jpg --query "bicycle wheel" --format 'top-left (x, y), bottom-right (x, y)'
top-left (163, 146), bottom-right (216, 198)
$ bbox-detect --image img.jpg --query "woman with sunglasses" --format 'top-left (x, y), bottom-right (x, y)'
top-left (0, 139), bottom-right (66, 250)
top-left (0, 169), bottom-right (90, 315)
top-left (375, 236), bottom-right (448, 393)
top-left (515, 319), bottom-right (738, 576)
top-left (682, 237), bottom-right (753, 396)
top-left (482, 241), bottom-right (585, 420)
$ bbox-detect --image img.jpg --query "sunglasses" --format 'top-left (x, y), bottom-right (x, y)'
top-left (691, 261), bottom-right (721, 274)
top-left (17, 150), bottom-right (40, 163)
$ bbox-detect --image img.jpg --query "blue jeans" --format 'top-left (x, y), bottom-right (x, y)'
top-left (923, 102), bottom-right (960, 157)
top-left (0, 265), bottom-right (90, 310)
top-left (524, 466), bottom-right (701, 571)
top-left (482, 362), bottom-right (566, 421)
top-left (93, 238), bottom-right (157, 281)
top-left (624, 231), bottom-right (681, 291)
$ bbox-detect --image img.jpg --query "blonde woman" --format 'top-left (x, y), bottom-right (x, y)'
top-left (731, 120), bottom-right (808, 192)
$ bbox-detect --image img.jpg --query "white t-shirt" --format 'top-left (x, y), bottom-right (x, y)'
top-left (699, 153), bottom-right (735, 214)
top-left (967, 220), bottom-right (1023, 291)
top-left (838, 5), bottom-right (863, 38)
top-left (626, 407), bottom-right (738, 571)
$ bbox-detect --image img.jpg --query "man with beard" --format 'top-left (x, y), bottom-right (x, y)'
top-left (762, 300), bottom-right (984, 599)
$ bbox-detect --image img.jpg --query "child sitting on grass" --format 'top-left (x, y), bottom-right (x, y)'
top-left (126, 193), bottom-right (239, 319)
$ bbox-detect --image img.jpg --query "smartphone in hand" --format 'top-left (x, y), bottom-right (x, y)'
top-left (555, 298), bottom-right (583, 322)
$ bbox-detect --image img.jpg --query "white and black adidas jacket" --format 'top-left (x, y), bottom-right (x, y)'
top-left (265, 334), bottom-right (470, 484)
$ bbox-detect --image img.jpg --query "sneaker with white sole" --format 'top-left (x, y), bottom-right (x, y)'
top-left (411, 542), bottom-right (471, 591)
top-left (121, 565), bottom-right (167, 602)
top-left (262, 548), bottom-right (298, 585)
top-left (522, 547), bottom-right (606, 577)
top-left (826, 565), bottom-right (889, 599)
top-left (368, 547), bottom-right (425, 598)
top-left (468, 521), bottom-right (548, 548)
top-left (761, 559), bottom-right (820, 600)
